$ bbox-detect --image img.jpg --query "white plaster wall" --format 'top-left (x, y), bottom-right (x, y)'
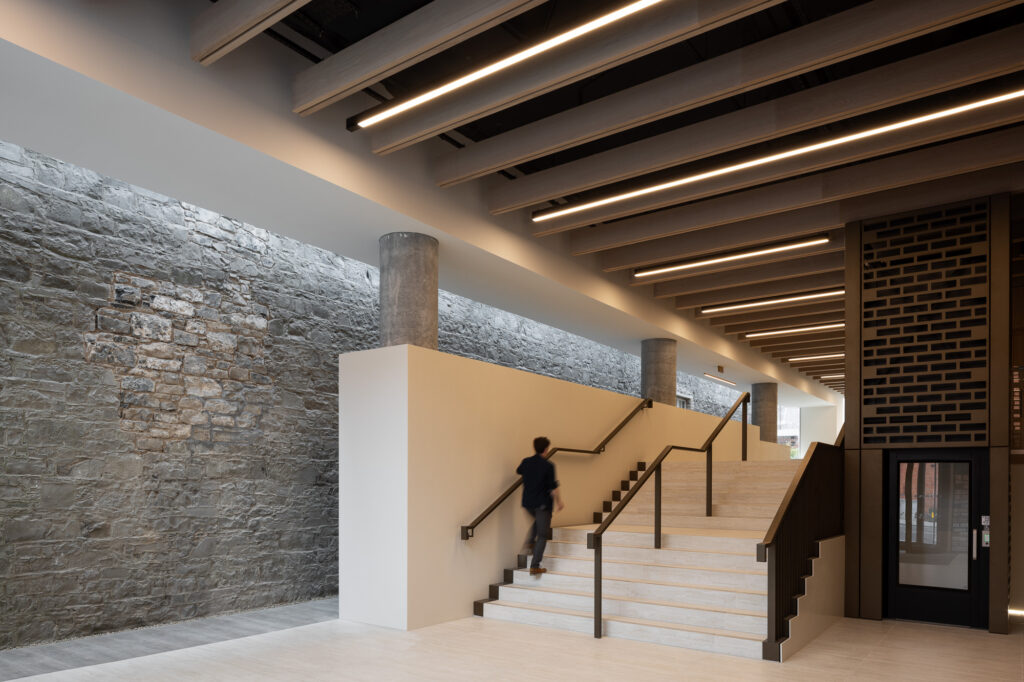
top-left (800, 406), bottom-right (840, 458)
top-left (341, 345), bottom-right (788, 630)
top-left (338, 345), bottom-right (410, 629)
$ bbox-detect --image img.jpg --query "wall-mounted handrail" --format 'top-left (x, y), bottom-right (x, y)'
top-left (756, 438), bottom-right (844, 661)
top-left (460, 398), bottom-right (652, 540)
top-left (586, 392), bottom-right (750, 638)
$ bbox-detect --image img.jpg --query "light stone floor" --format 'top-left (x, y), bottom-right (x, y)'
top-left (3, 599), bottom-right (1023, 681)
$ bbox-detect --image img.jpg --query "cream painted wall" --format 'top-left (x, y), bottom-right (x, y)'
top-left (341, 345), bottom-right (788, 630)
top-left (780, 535), bottom-right (845, 661)
top-left (799, 406), bottom-right (840, 458)
top-left (337, 345), bottom-right (410, 629)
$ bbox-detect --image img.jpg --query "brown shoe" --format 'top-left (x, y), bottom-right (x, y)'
top-left (529, 566), bottom-right (547, 575)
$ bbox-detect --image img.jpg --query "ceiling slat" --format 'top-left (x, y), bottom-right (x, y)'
top-left (534, 102), bottom-right (1024, 234)
top-left (482, 24), bottom-right (1024, 209)
top-left (192, 0), bottom-right (313, 66)
top-left (769, 345), bottom-right (846, 358)
top-left (571, 126), bottom-right (1024, 255)
top-left (369, 0), bottom-right (782, 154)
top-left (434, 0), bottom-right (1022, 185)
top-left (723, 312), bottom-right (847, 335)
top-left (654, 254), bottom-right (844, 298)
top-left (674, 271), bottom-right (846, 309)
top-left (747, 331), bottom-right (847, 349)
top-left (629, 232), bottom-right (844, 286)
top-left (292, 0), bottom-right (545, 116)
top-left (707, 300), bottom-right (845, 327)
top-left (600, 205), bottom-right (844, 272)
top-left (595, 162), bottom-right (1024, 269)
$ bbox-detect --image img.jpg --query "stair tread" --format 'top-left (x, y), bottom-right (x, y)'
top-left (542, 554), bottom-right (767, 575)
top-left (487, 600), bottom-right (764, 641)
top-left (559, 524), bottom-right (764, 540)
top-left (544, 539), bottom-right (755, 557)
top-left (514, 568), bottom-right (767, 596)
top-left (498, 583), bottom-right (766, 618)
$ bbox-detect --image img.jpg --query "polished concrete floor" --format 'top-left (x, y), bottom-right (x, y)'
top-left (2, 599), bottom-right (1022, 681)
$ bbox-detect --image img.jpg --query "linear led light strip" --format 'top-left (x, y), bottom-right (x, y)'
top-left (699, 289), bottom-right (845, 315)
top-left (532, 86), bottom-right (1024, 222)
top-left (788, 353), bottom-right (845, 362)
top-left (703, 372), bottom-right (736, 386)
top-left (356, 0), bottom-right (663, 128)
top-left (820, 374), bottom-right (845, 379)
top-left (634, 237), bottom-right (828, 278)
top-left (745, 322), bottom-right (845, 339)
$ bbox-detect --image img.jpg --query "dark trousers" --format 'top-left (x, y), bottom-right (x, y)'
top-left (525, 506), bottom-right (551, 568)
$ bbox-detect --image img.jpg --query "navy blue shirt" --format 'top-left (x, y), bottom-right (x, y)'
top-left (517, 454), bottom-right (559, 510)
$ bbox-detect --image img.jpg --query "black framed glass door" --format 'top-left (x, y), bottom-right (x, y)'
top-left (885, 449), bottom-right (989, 628)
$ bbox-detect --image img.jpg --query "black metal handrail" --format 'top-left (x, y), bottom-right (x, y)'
top-left (586, 392), bottom-right (750, 638)
top-left (756, 436), bottom-right (844, 661)
top-left (460, 398), bottom-right (653, 540)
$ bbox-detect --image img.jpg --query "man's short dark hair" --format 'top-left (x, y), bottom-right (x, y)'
top-left (533, 436), bottom-right (550, 454)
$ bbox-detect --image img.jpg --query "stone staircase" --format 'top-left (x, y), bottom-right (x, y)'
top-left (475, 459), bottom-right (800, 659)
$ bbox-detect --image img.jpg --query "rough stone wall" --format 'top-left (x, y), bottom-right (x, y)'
top-left (0, 140), bottom-right (738, 648)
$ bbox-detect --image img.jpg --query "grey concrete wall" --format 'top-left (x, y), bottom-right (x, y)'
top-left (0, 140), bottom-right (740, 648)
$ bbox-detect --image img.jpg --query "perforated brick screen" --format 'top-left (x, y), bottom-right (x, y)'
top-left (861, 200), bottom-right (989, 447)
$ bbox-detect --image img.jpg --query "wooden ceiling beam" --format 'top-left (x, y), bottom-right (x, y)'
top-left (482, 24), bottom-right (1024, 208)
top-left (653, 254), bottom-right (844, 298)
top-left (769, 346), bottom-right (846, 359)
top-left (434, 0), bottom-right (1021, 185)
top-left (747, 331), bottom-right (847, 349)
top-left (369, 0), bottom-right (781, 154)
top-left (630, 231), bottom-right (844, 286)
top-left (192, 0), bottom-right (313, 66)
top-left (292, 0), bottom-right (545, 116)
top-left (572, 126), bottom-right (1024, 254)
top-left (723, 311), bottom-right (847, 335)
top-left (596, 162), bottom-right (1024, 268)
top-left (535, 102), bottom-right (1024, 234)
top-left (675, 272), bottom-right (846, 309)
top-left (600, 204), bottom-right (845, 272)
top-left (705, 300), bottom-right (845, 327)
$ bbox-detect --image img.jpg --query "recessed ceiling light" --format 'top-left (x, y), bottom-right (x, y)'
top-left (745, 323), bottom-right (845, 339)
top-left (634, 237), bottom-right (829, 278)
top-left (700, 290), bottom-right (845, 315)
top-left (788, 353), bottom-right (846, 362)
top-left (703, 372), bottom-right (736, 386)
top-left (532, 86), bottom-right (1024, 223)
top-left (820, 374), bottom-right (845, 379)
top-left (356, 0), bottom-right (664, 128)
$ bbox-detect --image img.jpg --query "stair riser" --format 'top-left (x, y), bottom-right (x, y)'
top-left (495, 586), bottom-right (766, 635)
top-left (552, 529), bottom-right (757, 554)
top-left (482, 603), bottom-right (761, 659)
top-left (541, 557), bottom-right (765, 590)
top-left (608, 514), bottom-right (770, 531)
top-left (543, 542), bottom-right (760, 570)
top-left (511, 571), bottom-right (767, 611)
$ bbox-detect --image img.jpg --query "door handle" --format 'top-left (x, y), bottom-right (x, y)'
top-left (972, 529), bottom-right (977, 560)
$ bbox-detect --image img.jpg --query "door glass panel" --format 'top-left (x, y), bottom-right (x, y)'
top-left (898, 462), bottom-right (970, 590)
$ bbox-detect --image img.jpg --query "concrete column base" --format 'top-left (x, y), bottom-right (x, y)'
top-left (641, 338), bottom-right (677, 406)
top-left (379, 232), bottom-right (438, 349)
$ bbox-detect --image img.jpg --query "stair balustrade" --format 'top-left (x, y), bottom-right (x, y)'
top-left (586, 392), bottom-right (751, 638)
top-left (460, 398), bottom-right (653, 540)
top-left (755, 427), bottom-right (845, 660)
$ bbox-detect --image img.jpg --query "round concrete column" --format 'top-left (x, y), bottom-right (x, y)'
top-left (641, 338), bottom-right (677, 406)
top-left (379, 232), bottom-right (438, 349)
top-left (752, 382), bottom-right (779, 443)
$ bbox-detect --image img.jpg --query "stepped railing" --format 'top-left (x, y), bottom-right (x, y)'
top-left (586, 392), bottom-right (751, 638)
top-left (756, 427), bottom-right (845, 660)
top-left (460, 398), bottom-right (653, 540)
